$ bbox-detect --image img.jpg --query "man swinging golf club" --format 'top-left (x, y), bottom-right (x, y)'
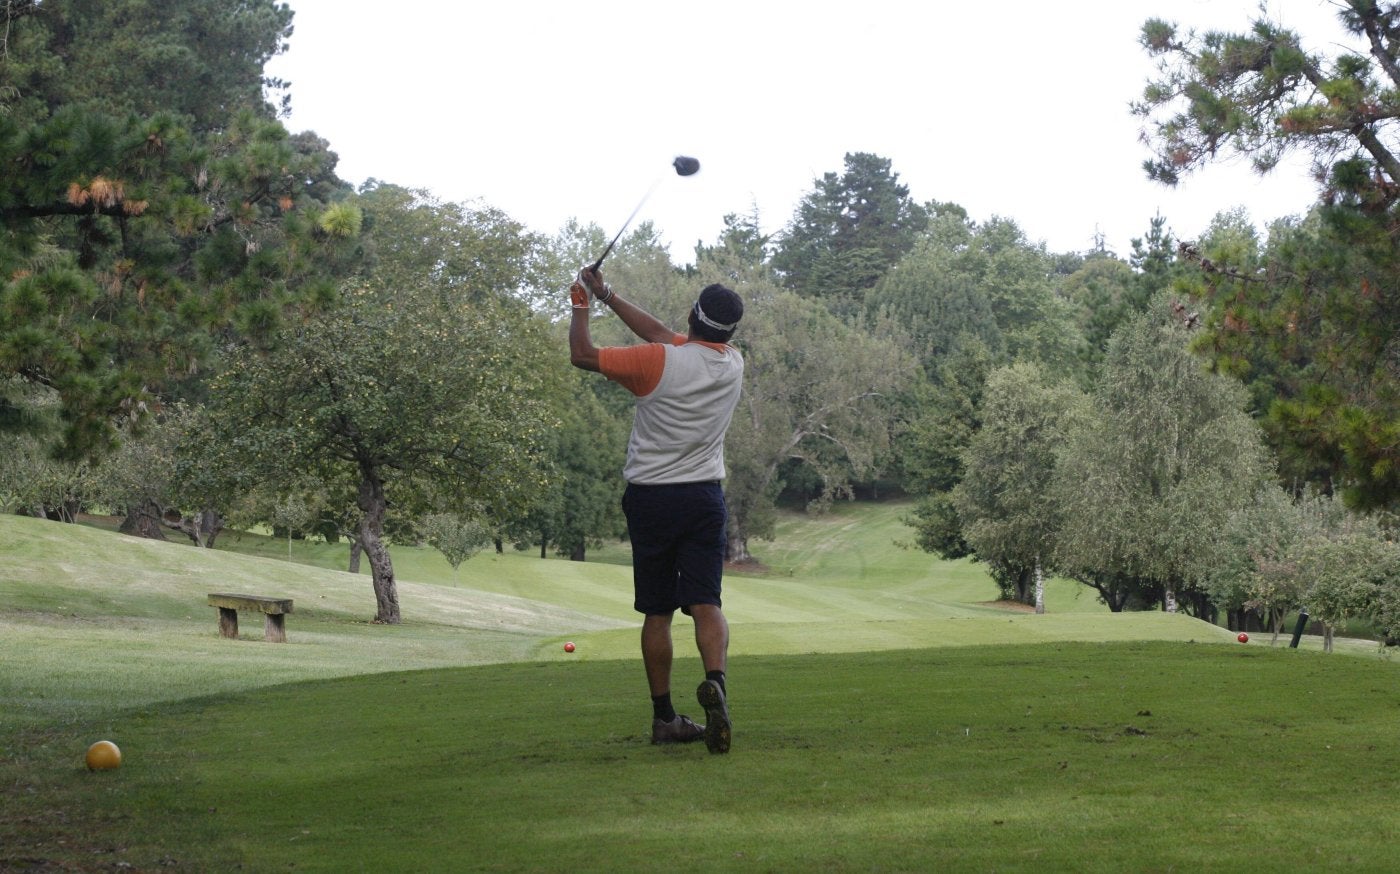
top-left (569, 265), bottom-right (744, 754)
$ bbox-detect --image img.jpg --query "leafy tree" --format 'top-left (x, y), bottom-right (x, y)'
top-left (0, 426), bottom-right (93, 520)
top-left (418, 511), bottom-right (493, 574)
top-left (773, 152), bottom-right (929, 317)
top-left (1060, 214), bottom-right (1177, 376)
top-left (694, 209), bottom-right (774, 277)
top-left (269, 488), bottom-right (325, 559)
top-left (514, 374), bottom-right (627, 561)
top-left (1211, 490), bottom-right (1400, 650)
top-left (203, 277), bottom-right (556, 624)
top-left (1191, 484), bottom-right (1400, 643)
top-left (864, 209), bottom-right (1002, 370)
top-left (1060, 254), bottom-right (1139, 372)
top-left (1369, 546), bottom-right (1400, 644)
top-left (893, 342), bottom-right (993, 496)
top-left (866, 212), bottom-right (1085, 380)
top-left (952, 363), bottom-right (1088, 609)
top-left (92, 405), bottom-right (185, 540)
top-left (873, 211), bottom-right (1086, 557)
top-left (903, 491), bottom-right (969, 559)
top-left (524, 219), bottom-right (679, 321)
top-left (718, 287), bottom-right (915, 561)
top-left (1296, 525), bottom-right (1393, 652)
top-left (1052, 304), bottom-right (1272, 614)
top-left (896, 342), bottom-right (994, 561)
top-left (1195, 484), bottom-right (1304, 637)
top-left (354, 182), bottom-right (536, 302)
top-left (0, 376), bottom-right (91, 518)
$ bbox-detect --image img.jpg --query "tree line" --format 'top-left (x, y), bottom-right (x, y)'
top-left (4, 1), bottom-right (1400, 640)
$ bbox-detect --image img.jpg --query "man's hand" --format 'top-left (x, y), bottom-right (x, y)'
top-left (578, 266), bottom-right (614, 303)
top-left (569, 279), bottom-right (589, 309)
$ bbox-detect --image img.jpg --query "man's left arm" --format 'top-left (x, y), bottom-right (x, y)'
top-left (568, 278), bottom-right (601, 372)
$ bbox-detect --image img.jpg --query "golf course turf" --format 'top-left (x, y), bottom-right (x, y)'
top-left (3, 505), bottom-right (1398, 871)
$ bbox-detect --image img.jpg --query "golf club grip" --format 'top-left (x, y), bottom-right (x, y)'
top-left (590, 241), bottom-right (615, 272)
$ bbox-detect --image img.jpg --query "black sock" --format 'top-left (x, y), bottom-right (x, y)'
top-left (652, 693), bottom-right (676, 722)
top-left (705, 670), bottom-right (726, 696)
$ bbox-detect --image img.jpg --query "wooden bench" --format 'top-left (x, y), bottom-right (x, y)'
top-left (207, 593), bottom-right (294, 643)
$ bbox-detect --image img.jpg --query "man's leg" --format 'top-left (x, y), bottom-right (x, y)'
top-left (691, 604), bottom-right (732, 754)
top-left (641, 612), bottom-right (674, 697)
top-left (690, 604), bottom-right (728, 674)
top-left (643, 612), bottom-right (703, 744)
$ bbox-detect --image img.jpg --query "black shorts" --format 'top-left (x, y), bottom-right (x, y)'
top-left (622, 481), bottom-right (727, 615)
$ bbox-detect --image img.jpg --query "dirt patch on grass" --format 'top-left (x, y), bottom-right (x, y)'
top-left (980, 600), bottom-right (1037, 613)
top-left (726, 558), bottom-right (770, 574)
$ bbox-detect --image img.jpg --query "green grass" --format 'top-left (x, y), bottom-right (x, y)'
top-left (3, 503), bottom-right (1396, 871)
top-left (12, 645), bottom-right (1400, 871)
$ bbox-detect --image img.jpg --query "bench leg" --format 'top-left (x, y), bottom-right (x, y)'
top-left (217, 607), bottom-right (239, 639)
top-left (264, 612), bottom-right (287, 643)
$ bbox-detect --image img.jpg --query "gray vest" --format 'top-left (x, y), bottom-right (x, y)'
top-left (623, 342), bottom-right (744, 484)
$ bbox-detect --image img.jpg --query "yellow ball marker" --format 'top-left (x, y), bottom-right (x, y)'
top-left (85, 740), bottom-right (122, 771)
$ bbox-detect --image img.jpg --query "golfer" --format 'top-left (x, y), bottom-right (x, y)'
top-left (569, 266), bottom-right (744, 754)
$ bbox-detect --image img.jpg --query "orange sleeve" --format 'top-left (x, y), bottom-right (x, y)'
top-left (598, 335), bottom-right (685, 396)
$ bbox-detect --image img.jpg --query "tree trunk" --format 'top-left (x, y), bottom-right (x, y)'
top-left (119, 499), bottom-right (167, 540)
top-left (1164, 585), bottom-right (1178, 614)
top-left (195, 508), bottom-right (223, 548)
top-left (1323, 624), bottom-right (1334, 653)
top-left (540, 539), bottom-right (547, 559)
top-left (1086, 577), bottom-right (1130, 612)
top-left (348, 538), bottom-right (362, 574)
top-left (570, 542), bottom-right (585, 562)
top-left (356, 465), bottom-right (399, 624)
top-left (1034, 557), bottom-right (1045, 615)
top-left (495, 537), bottom-right (503, 554)
top-left (1016, 566), bottom-right (1033, 604)
top-left (164, 508), bottom-right (223, 547)
top-left (726, 531), bottom-right (752, 564)
top-left (724, 512), bottom-right (753, 563)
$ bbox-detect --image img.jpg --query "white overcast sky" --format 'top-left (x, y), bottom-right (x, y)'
top-left (265, 1), bottom-right (1356, 265)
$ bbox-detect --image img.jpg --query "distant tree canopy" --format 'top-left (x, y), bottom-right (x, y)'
top-left (773, 152), bottom-right (930, 318)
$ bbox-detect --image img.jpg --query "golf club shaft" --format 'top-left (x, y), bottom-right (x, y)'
top-left (591, 178), bottom-right (662, 272)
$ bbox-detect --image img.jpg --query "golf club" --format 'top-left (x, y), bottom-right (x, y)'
top-left (590, 155), bottom-right (700, 272)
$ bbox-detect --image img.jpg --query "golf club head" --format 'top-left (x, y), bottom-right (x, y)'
top-left (592, 155), bottom-right (701, 271)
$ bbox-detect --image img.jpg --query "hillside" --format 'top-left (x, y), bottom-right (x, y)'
top-left (1, 501), bottom-right (1242, 730)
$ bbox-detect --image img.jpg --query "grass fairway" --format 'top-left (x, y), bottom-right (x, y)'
top-left (3, 504), bottom-right (1398, 871)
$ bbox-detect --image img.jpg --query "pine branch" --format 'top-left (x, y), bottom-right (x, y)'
top-left (1359, 6), bottom-right (1400, 90)
top-left (1177, 241), bottom-right (1260, 283)
top-left (1, 202), bottom-right (138, 221)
